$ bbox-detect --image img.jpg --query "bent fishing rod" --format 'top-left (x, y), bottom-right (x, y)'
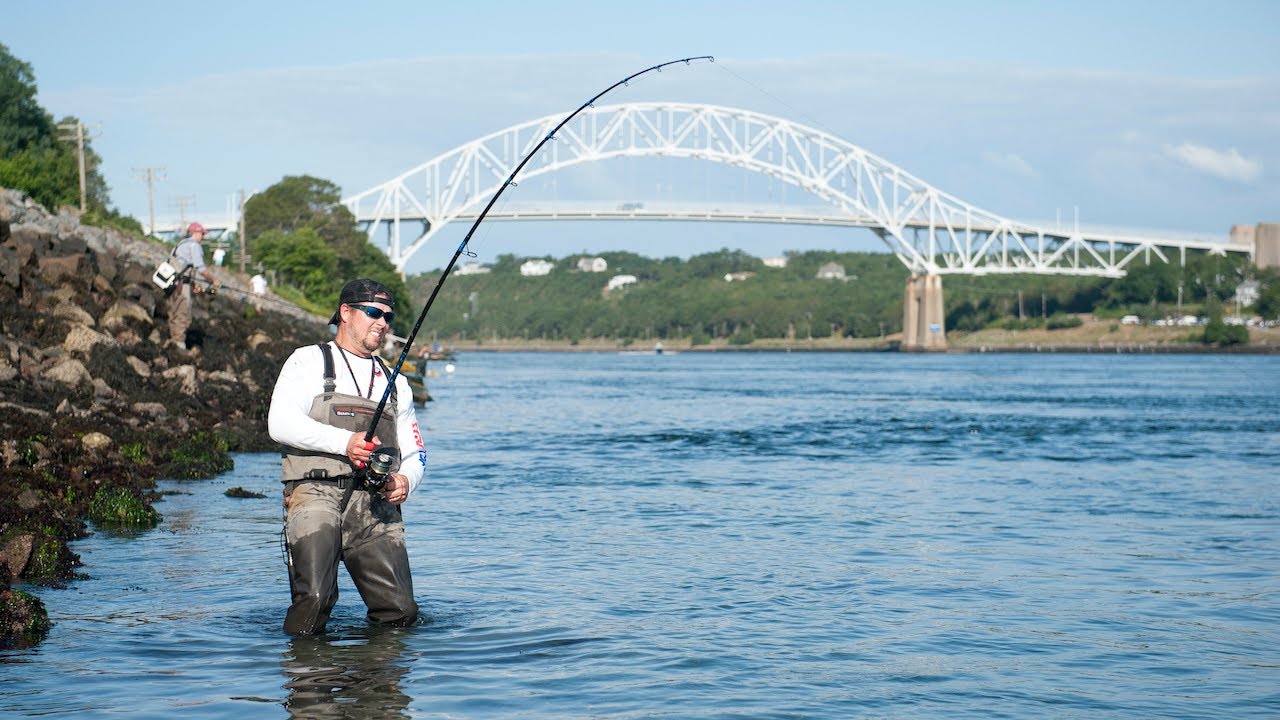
top-left (355, 55), bottom-right (714, 481)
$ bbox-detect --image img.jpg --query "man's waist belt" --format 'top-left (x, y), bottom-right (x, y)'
top-left (284, 471), bottom-right (357, 491)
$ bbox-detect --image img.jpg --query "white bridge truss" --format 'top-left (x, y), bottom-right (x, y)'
top-left (342, 102), bottom-right (1248, 275)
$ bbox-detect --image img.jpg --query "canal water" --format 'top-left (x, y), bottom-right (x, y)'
top-left (3, 352), bottom-right (1278, 718)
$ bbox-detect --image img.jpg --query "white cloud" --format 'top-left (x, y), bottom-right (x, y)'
top-left (981, 151), bottom-right (1038, 179)
top-left (1163, 142), bottom-right (1262, 184)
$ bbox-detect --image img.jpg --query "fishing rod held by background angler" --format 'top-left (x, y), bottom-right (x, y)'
top-left (358, 55), bottom-right (714, 451)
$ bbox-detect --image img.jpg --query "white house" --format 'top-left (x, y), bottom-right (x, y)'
top-left (724, 271), bottom-right (756, 282)
top-left (815, 262), bottom-right (847, 280)
top-left (454, 262), bottom-right (492, 275)
top-left (762, 256), bottom-right (788, 268)
top-left (577, 256), bottom-right (608, 273)
top-left (606, 274), bottom-right (637, 292)
top-left (1235, 279), bottom-right (1260, 307)
top-left (520, 259), bottom-right (555, 276)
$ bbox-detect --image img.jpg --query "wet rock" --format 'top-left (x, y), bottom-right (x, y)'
top-left (125, 355), bottom-right (151, 377)
top-left (36, 254), bottom-right (88, 284)
top-left (0, 589), bottom-right (51, 649)
top-left (63, 324), bottom-right (115, 355)
top-left (0, 535), bottom-right (33, 579)
top-left (42, 357), bottom-right (91, 387)
top-left (52, 302), bottom-right (94, 327)
top-left (225, 487), bottom-right (266, 499)
top-left (100, 300), bottom-right (151, 331)
top-left (161, 364), bottom-right (198, 395)
top-left (81, 432), bottom-right (112, 451)
top-left (17, 491), bottom-right (40, 511)
top-left (131, 401), bottom-right (167, 416)
top-left (91, 378), bottom-right (115, 398)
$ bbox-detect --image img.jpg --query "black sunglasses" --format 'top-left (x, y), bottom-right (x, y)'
top-left (347, 304), bottom-right (395, 323)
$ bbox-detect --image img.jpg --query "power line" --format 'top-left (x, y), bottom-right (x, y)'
top-left (169, 194), bottom-right (196, 230)
top-left (131, 166), bottom-right (166, 236)
top-left (56, 119), bottom-right (102, 213)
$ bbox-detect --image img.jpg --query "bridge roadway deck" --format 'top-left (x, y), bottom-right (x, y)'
top-left (357, 204), bottom-right (1247, 256)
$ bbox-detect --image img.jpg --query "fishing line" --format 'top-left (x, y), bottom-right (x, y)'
top-left (711, 59), bottom-right (849, 147)
top-left (360, 55), bottom-right (715, 448)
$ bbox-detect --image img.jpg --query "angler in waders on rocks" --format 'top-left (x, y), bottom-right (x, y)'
top-left (164, 221), bottom-right (220, 354)
top-left (268, 279), bottom-right (427, 635)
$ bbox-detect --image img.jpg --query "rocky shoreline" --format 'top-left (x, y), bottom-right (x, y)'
top-left (0, 188), bottom-right (329, 648)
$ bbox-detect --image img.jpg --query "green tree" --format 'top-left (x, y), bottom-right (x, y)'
top-left (0, 42), bottom-right (54, 153)
top-left (254, 227), bottom-right (339, 299)
top-left (1104, 261), bottom-right (1180, 307)
top-left (0, 43), bottom-right (76, 210)
top-left (245, 175), bottom-right (410, 331)
top-left (0, 45), bottom-right (118, 219)
top-left (1255, 268), bottom-right (1280, 320)
top-left (1201, 293), bottom-right (1248, 345)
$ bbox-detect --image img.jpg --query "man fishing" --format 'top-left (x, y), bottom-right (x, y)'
top-left (165, 221), bottom-right (220, 353)
top-left (268, 279), bottom-right (427, 635)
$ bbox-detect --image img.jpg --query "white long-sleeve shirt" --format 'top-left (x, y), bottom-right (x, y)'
top-left (268, 342), bottom-right (426, 498)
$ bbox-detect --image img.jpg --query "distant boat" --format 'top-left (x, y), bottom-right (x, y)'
top-left (402, 358), bottom-right (432, 405)
top-left (617, 342), bottom-right (678, 356)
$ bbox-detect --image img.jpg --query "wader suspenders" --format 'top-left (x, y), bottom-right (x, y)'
top-left (318, 342), bottom-right (336, 392)
top-left (310, 342), bottom-right (396, 512)
top-left (316, 343), bottom-right (361, 511)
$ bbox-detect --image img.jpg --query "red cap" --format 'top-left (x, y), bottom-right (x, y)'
top-left (186, 222), bottom-right (207, 236)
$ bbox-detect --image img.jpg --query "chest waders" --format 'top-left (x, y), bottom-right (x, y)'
top-left (280, 343), bottom-right (417, 635)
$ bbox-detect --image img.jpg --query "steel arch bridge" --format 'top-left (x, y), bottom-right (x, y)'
top-left (342, 102), bottom-right (1247, 275)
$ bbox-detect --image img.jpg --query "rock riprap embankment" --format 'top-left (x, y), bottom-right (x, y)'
top-left (0, 188), bottom-right (329, 648)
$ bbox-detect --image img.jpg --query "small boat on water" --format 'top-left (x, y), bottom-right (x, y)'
top-left (382, 336), bottom-right (457, 406)
top-left (618, 341), bottom-right (677, 356)
top-left (402, 359), bottom-right (432, 406)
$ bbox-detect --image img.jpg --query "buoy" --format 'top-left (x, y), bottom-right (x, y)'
top-left (444, 363), bottom-right (456, 374)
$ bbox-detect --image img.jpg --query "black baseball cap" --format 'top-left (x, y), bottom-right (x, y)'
top-left (329, 279), bottom-right (395, 326)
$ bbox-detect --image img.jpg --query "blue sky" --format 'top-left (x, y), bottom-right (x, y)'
top-left (6, 0), bottom-right (1278, 273)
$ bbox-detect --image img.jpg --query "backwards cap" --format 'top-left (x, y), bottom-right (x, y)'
top-left (329, 278), bottom-right (395, 326)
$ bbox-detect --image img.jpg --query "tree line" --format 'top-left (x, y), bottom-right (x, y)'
top-left (402, 247), bottom-right (1276, 345)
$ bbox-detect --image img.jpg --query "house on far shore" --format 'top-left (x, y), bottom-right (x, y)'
top-left (724, 271), bottom-right (756, 282)
top-left (455, 262), bottom-right (492, 275)
top-left (1235, 279), bottom-right (1260, 308)
top-left (577, 256), bottom-right (608, 273)
top-left (762, 256), bottom-right (788, 268)
top-left (606, 274), bottom-right (637, 292)
top-left (520, 259), bottom-right (555, 276)
top-left (815, 262), bottom-right (847, 280)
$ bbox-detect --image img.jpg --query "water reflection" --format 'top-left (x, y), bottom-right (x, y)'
top-left (282, 627), bottom-right (412, 719)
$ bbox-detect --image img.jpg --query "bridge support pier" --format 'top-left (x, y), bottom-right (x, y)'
top-left (902, 274), bottom-right (946, 351)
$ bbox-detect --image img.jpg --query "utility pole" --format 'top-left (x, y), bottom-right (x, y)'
top-left (132, 167), bottom-right (166, 236)
top-left (170, 194), bottom-right (196, 230)
top-left (238, 190), bottom-right (246, 274)
top-left (56, 120), bottom-right (101, 213)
